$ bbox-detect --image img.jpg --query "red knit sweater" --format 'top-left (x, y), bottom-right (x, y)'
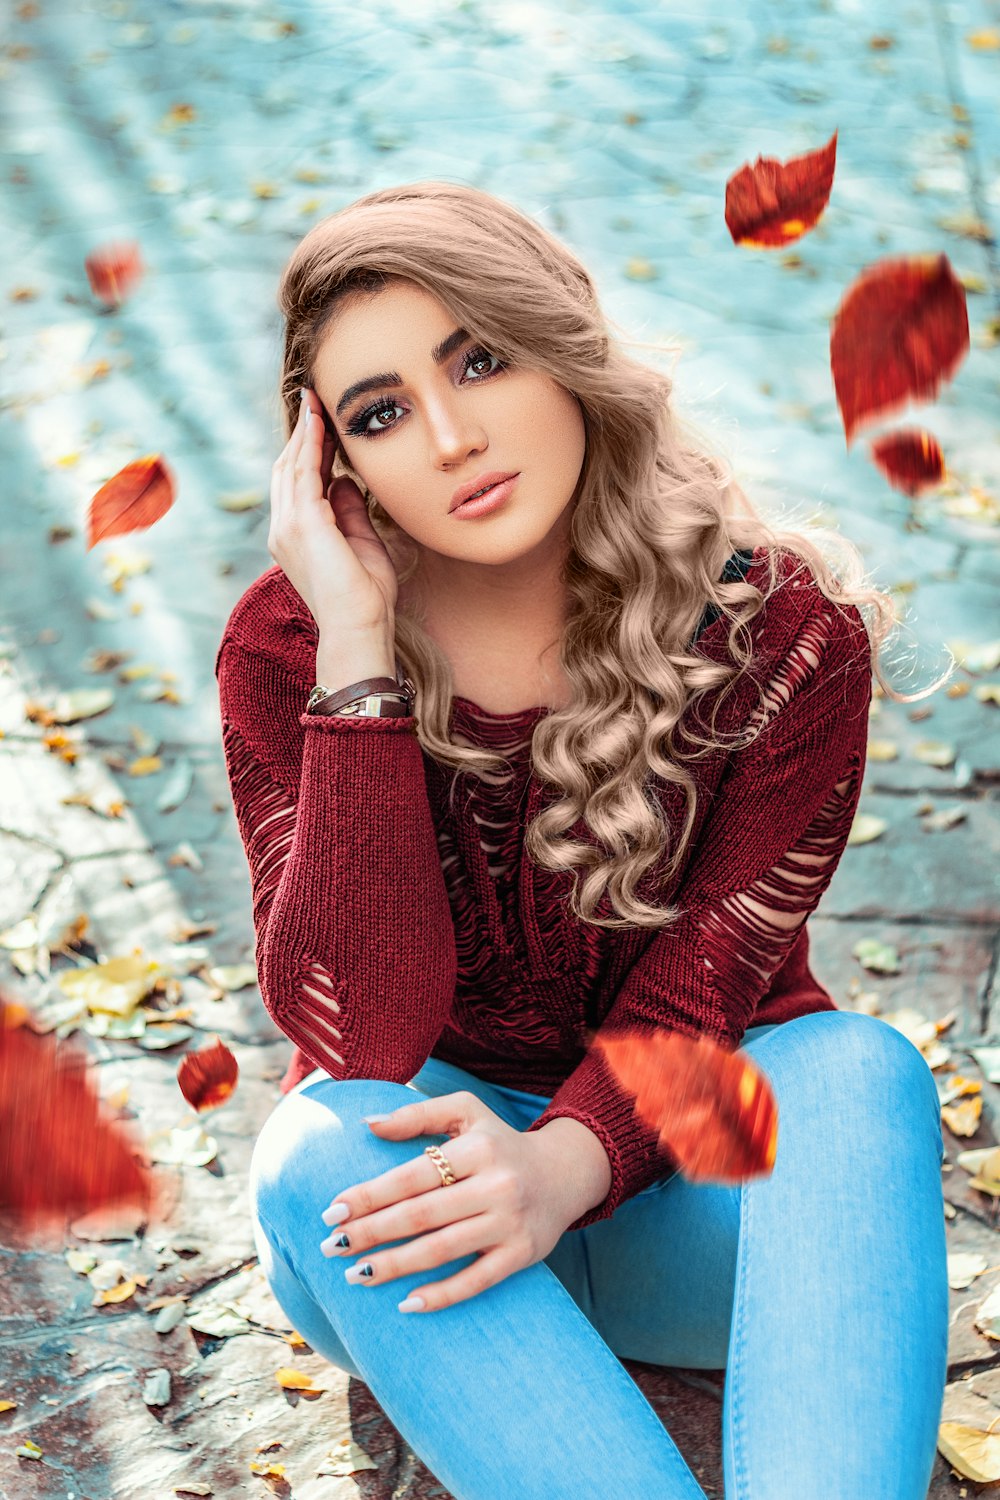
top-left (214, 545), bottom-right (871, 1230)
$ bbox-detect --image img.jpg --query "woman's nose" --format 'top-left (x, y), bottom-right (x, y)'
top-left (423, 396), bottom-right (488, 467)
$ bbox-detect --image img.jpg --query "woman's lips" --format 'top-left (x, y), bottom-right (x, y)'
top-left (450, 474), bottom-right (519, 518)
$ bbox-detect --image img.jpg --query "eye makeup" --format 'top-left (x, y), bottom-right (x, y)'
top-left (343, 347), bottom-right (507, 441)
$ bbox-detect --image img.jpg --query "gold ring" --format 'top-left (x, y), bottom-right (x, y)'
top-left (424, 1143), bottom-right (457, 1186)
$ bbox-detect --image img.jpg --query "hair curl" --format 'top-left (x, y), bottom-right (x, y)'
top-left (274, 180), bottom-right (954, 932)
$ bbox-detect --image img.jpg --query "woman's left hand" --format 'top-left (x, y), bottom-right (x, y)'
top-left (317, 1090), bottom-right (581, 1313)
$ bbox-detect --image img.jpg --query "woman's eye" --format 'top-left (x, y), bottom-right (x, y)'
top-left (346, 347), bottom-right (505, 440)
top-left (343, 396), bottom-right (402, 438)
top-left (366, 400), bottom-right (402, 435)
top-left (465, 348), bottom-right (503, 380)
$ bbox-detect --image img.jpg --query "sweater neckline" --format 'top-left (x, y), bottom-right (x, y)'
top-left (449, 546), bottom-right (759, 725)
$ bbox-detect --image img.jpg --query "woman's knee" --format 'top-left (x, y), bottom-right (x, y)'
top-left (804, 1008), bottom-right (934, 1083)
top-left (249, 1076), bottom-right (419, 1225)
top-left (777, 1009), bottom-right (943, 1154)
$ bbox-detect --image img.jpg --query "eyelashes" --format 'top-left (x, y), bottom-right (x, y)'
top-left (343, 346), bottom-right (507, 440)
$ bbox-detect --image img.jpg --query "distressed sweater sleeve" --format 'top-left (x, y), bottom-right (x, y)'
top-left (214, 627), bottom-right (458, 1083)
top-left (524, 597), bottom-right (873, 1230)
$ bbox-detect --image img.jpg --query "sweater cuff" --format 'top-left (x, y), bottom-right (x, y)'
top-left (299, 709), bottom-right (416, 734)
top-left (523, 1045), bottom-right (683, 1231)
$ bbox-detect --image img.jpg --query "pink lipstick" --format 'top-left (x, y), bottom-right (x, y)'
top-left (450, 474), bottom-right (518, 519)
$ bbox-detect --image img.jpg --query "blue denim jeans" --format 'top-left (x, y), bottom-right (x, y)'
top-left (249, 1010), bottom-right (948, 1499)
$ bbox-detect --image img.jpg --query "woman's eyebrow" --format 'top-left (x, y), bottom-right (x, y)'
top-left (334, 327), bottom-right (471, 417)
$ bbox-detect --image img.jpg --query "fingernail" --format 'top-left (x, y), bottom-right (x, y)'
top-left (399, 1296), bottom-right (425, 1313)
top-left (320, 1231), bottom-right (350, 1255)
top-left (361, 1114), bottom-right (390, 1124)
top-left (345, 1262), bottom-right (374, 1282)
top-left (321, 1202), bottom-right (351, 1227)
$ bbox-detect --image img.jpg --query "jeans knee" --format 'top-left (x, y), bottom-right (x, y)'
top-left (801, 1010), bottom-right (943, 1157)
top-left (249, 1076), bottom-right (419, 1227)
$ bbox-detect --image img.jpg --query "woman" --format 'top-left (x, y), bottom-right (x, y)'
top-left (215, 181), bottom-right (949, 1499)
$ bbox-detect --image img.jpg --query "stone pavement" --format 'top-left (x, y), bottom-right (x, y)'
top-left (1, 0), bottom-right (998, 1494)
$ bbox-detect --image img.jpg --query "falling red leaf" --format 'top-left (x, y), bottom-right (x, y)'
top-left (86, 455), bottom-right (177, 549)
top-left (177, 1037), bottom-right (239, 1113)
top-left (830, 253), bottom-right (969, 444)
top-left (869, 428), bottom-right (946, 496)
top-left (595, 1028), bottom-right (778, 1184)
top-left (725, 130), bottom-right (838, 248)
top-left (84, 240), bottom-right (145, 308)
top-left (0, 992), bottom-right (160, 1246)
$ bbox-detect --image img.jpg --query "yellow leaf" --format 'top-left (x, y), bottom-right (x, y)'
top-left (216, 490), bottom-right (264, 512)
top-left (921, 805), bottom-right (967, 832)
top-left (281, 1330), bottom-right (307, 1347)
top-left (938, 1072), bottom-right (982, 1104)
top-left (93, 1277), bottom-right (138, 1306)
top-left (162, 102), bottom-right (198, 128)
top-left (206, 964), bottom-right (257, 992)
top-left (937, 1421), bottom-right (1000, 1481)
top-left (966, 27), bottom-right (1000, 48)
top-left (942, 488), bottom-right (1000, 525)
top-left (947, 1252), bottom-right (990, 1289)
top-left (146, 1293), bottom-right (188, 1311)
top-left (146, 1123), bottom-right (217, 1168)
top-left (56, 952), bottom-right (162, 1017)
top-left (977, 1146), bottom-right (1000, 1182)
top-left (947, 636), bottom-right (1000, 672)
top-left (0, 1400), bottom-right (17, 1412)
top-left (50, 688), bottom-right (115, 723)
top-left (66, 1249), bottom-right (99, 1275)
top-left (249, 1461), bottom-right (286, 1477)
top-left (968, 1173), bottom-right (1000, 1197)
top-left (846, 813), bottom-right (887, 845)
top-left (274, 1366), bottom-right (326, 1391)
top-left (317, 1436), bottom-right (379, 1476)
top-left (128, 755), bottom-right (163, 776)
top-left (941, 1095), bottom-right (982, 1138)
top-left (912, 738), bottom-right (955, 767)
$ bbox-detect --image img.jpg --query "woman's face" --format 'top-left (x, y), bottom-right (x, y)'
top-left (310, 279), bottom-right (587, 587)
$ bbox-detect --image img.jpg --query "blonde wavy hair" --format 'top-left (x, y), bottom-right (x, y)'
top-left (275, 180), bottom-right (953, 932)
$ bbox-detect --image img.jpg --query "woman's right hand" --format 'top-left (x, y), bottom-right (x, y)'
top-left (268, 388), bottom-right (401, 632)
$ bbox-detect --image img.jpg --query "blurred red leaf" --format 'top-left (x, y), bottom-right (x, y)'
top-left (86, 455), bottom-right (176, 549)
top-left (830, 253), bottom-right (969, 443)
top-left (594, 1028), bottom-right (778, 1183)
top-left (84, 240), bottom-right (145, 308)
top-left (0, 993), bottom-right (159, 1245)
top-left (869, 428), bottom-right (946, 496)
top-left (177, 1037), bottom-right (239, 1113)
top-left (725, 129), bottom-right (838, 248)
